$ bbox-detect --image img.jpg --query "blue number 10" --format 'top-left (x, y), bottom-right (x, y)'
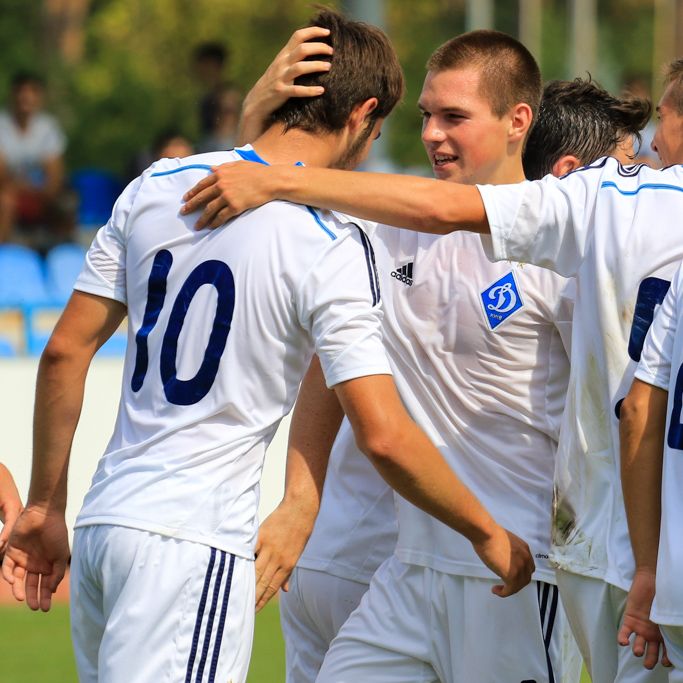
top-left (131, 249), bottom-right (235, 406)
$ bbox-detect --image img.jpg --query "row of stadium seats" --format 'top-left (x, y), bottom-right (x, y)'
top-left (0, 243), bottom-right (127, 357)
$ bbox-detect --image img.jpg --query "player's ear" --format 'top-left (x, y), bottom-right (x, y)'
top-left (348, 97), bottom-right (378, 133)
top-left (551, 155), bottom-right (582, 178)
top-left (508, 102), bottom-right (533, 143)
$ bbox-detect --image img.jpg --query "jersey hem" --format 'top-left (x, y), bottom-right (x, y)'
top-left (296, 556), bottom-right (377, 585)
top-left (73, 517), bottom-right (254, 560)
top-left (74, 281), bottom-right (127, 306)
top-left (396, 548), bottom-right (556, 584)
top-left (324, 364), bottom-right (392, 389)
top-left (549, 552), bottom-right (631, 592)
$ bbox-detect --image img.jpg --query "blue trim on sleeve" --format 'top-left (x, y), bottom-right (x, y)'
top-left (234, 147), bottom-right (269, 165)
top-left (151, 164), bottom-right (213, 177)
top-left (356, 227), bottom-right (380, 306)
top-left (306, 206), bottom-right (336, 241)
top-left (601, 181), bottom-right (683, 195)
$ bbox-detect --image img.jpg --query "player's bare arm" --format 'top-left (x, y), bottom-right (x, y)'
top-left (254, 355), bottom-right (343, 612)
top-left (1, 291), bottom-right (126, 612)
top-left (182, 164), bottom-right (488, 235)
top-left (618, 378), bottom-right (672, 668)
top-left (0, 463), bottom-right (23, 559)
top-left (335, 373), bottom-right (534, 597)
top-left (237, 26), bottom-right (333, 145)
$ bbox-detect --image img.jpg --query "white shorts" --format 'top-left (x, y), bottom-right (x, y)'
top-left (317, 555), bottom-right (582, 683)
top-left (70, 525), bottom-right (255, 683)
top-left (555, 569), bottom-right (669, 683)
top-left (280, 567), bottom-right (370, 683)
top-left (660, 626), bottom-right (683, 682)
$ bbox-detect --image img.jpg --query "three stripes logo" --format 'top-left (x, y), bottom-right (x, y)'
top-left (391, 262), bottom-right (414, 286)
top-left (185, 549), bottom-right (236, 683)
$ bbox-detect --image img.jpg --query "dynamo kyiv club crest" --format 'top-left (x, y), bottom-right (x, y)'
top-left (480, 271), bottom-right (523, 330)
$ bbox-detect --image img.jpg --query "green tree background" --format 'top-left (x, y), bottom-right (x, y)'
top-left (0, 0), bottom-right (661, 177)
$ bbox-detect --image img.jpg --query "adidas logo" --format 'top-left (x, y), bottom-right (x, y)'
top-left (391, 262), bottom-right (413, 286)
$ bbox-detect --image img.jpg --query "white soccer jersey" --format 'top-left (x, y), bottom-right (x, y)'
top-left (301, 225), bottom-right (571, 584)
top-left (479, 156), bottom-right (683, 591)
top-left (381, 228), bottom-right (570, 581)
top-left (635, 262), bottom-right (683, 626)
top-left (73, 146), bottom-right (391, 561)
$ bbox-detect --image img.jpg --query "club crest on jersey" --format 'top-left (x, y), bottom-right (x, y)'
top-left (480, 271), bottom-right (523, 330)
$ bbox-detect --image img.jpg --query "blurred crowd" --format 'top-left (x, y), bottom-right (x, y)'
top-left (0, 40), bottom-right (243, 252)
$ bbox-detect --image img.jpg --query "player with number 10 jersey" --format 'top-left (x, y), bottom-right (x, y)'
top-left (73, 147), bottom-right (389, 560)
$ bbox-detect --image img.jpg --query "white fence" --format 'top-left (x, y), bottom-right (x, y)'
top-left (0, 358), bottom-right (289, 538)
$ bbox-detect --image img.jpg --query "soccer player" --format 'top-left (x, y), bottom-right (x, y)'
top-left (620, 262), bottom-right (683, 678)
top-left (0, 11), bottom-right (534, 683)
top-left (0, 463), bottom-right (22, 559)
top-left (651, 59), bottom-right (683, 166)
top-left (202, 30), bottom-right (585, 683)
top-left (523, 77), bottom-right (650, 179)
top-left (180, 63), bottom-right (679, 683)
top-left (618, 58), bottom-right (683, 677)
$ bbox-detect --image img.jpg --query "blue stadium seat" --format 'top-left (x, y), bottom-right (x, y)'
top-left (0, 244), bottom-right (50, 307)
top-left (0, 336), bottom-right (17, 357)
top-left (71, 168), bottom-right (123, 229)
top-left (46, 243), bottom-right (87, 305)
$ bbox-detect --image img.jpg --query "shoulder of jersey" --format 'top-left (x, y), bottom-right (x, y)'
top-left (146, 150), bottom-right (243, 178)
top-left (256, 203), bottom-right (354, 244)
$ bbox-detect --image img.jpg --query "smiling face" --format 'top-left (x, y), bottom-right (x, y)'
top-left (419, 66), bottom-right (515, 185)
top-left (652, 83), bottom-right (683, 166)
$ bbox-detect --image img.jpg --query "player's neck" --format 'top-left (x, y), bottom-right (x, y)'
top-left (250, 125), bottom-right (343, 168)
top-left (486, 156), bottom-right (526, 185)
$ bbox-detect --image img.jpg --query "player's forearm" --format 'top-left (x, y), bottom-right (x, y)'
top-left (271, 166), bottom-right (489, 235)
top-left (366, 420), bottom-right (497, 544)
top-left (620, 381), bottom-right (667, 571)
top-left (29, 342), bottom-right (90, 511)
top-left (236, 97), bottom-right (268, 146)
top-left (281, 355), bottom-right (343, 525)
top-left (336, 375), bottom-right (497, 544)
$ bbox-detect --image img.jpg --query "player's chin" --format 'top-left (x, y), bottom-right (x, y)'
top-left (431, 162), bottom-right (461, 182)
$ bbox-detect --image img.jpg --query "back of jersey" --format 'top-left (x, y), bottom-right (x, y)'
top-left (480, 158), bottom-right (683, 591)
top-left (73, 148), bottom-right (388, 560)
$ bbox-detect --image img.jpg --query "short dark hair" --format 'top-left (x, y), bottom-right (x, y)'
top-left (268, 9), bottom-right (405, 134)
top-left (426, 30), bottom-right (542, 123)
top-left (523, 78), bottom-right (652, 179)
top-left (663, 59), bottom-right (683, 115)
top-left (193, 42), bottom-right (229, 65)
top-left (11, 71), bottom-right (45, 90)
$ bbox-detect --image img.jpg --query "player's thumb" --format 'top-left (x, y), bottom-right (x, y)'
top-left (491, 583), bottom-right (513, 598)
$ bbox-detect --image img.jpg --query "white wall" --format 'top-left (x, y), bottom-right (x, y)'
top-left (0, 358), bottom-right (289, 538)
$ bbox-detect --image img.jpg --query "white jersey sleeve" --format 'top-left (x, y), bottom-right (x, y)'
top-left (635, 267), bottom-right (680, 390)
top-left (297, 220), bottom-right (388, 387)
top-left (478, 161), bottom-right (608, 277)
top-left (74, 169), bottom-right (152, 304)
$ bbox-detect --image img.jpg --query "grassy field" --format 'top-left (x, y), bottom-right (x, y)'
top-left (0, 601), bottom-right (283, 682)
top-left (0, 600), bottom-right (590, 682)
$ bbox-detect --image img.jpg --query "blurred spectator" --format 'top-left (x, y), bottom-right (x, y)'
top-left (197, 83), bottom-right (242, 152)
top-left (153, 129), bottom-right (194, 160)
top-left (192, 42), bottom-right (230, 137)
top-left (0, 72), bottom-right (73, 244)
top-left (128, 129), bottom-right (194, 181)
top-left (622, 73), bottom-right (659, 166)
